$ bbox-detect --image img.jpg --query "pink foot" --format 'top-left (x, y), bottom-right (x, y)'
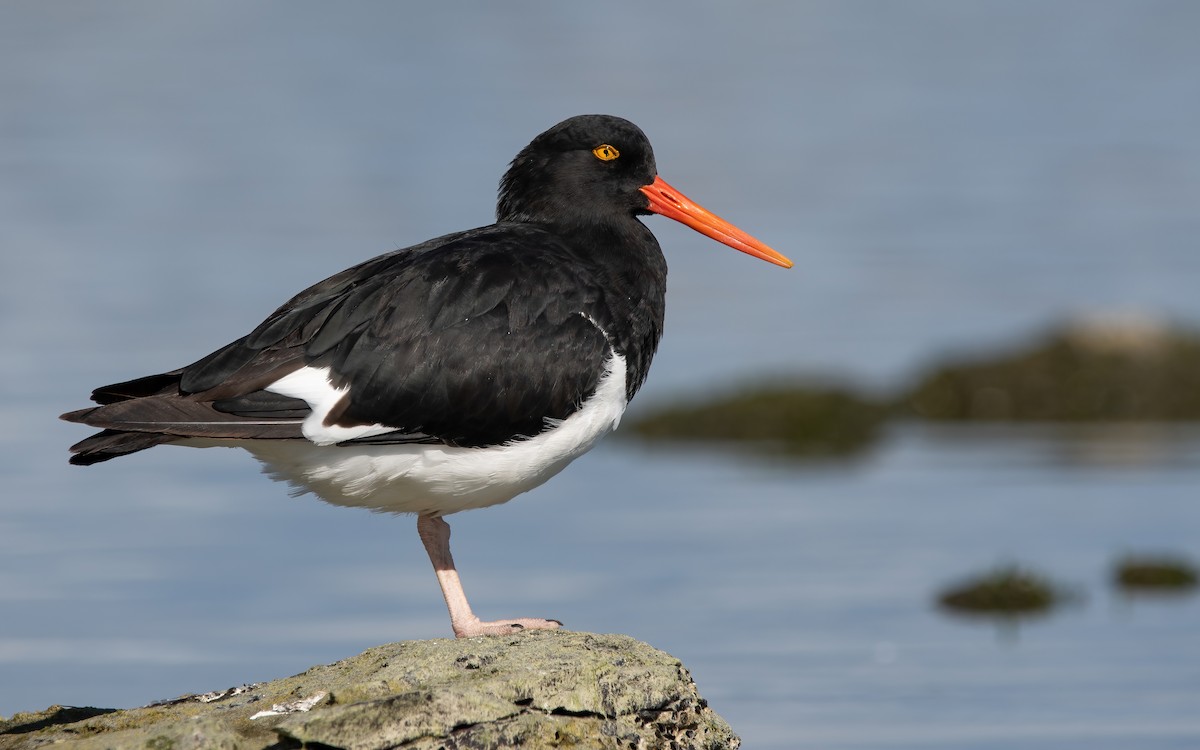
top-left (451, 616), bottom-right (563, 639)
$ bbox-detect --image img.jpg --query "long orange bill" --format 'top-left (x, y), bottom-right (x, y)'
top-left (640, 175), bottom-right (793, 268)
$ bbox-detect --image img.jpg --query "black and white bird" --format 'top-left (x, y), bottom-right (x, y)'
top-left (63, 115), bottom-right (792, 638)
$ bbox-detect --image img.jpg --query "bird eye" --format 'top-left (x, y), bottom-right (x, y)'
top-left (592, 144), bottom-right (620, 161)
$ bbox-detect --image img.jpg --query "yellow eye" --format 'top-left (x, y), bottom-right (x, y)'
top-left (592, 144), bottom-right (620, 161)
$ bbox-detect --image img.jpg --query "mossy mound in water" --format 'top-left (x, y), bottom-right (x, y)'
top-left (626, 384), bottom-right (887, 457)
top-left (1114, 555), bottom-right (1198, 592)
top-left (903, 318), bottom-right (1200, 421)
top-left (937, 566), bottom-right (1067, 616)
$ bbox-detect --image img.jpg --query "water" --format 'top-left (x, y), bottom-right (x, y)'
top-left (3, 3), bottom-right (1199, 747)
top-left (5, 428), bottom-right (1199, 747)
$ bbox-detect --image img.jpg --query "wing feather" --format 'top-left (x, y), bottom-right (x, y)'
top-left (64, 222), bottom-right (625, 463)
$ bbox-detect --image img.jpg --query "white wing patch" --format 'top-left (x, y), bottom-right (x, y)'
top-left (264, 366), bottom-right (395, 445)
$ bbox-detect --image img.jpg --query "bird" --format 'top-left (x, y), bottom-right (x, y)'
top-left (62, 114), bottom-right (793, 638)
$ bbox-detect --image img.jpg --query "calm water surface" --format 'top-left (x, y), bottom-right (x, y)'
top-left (5, 427), bottom-right (1200, 748)
top-left (3, 3), bottom-right (1200, 748)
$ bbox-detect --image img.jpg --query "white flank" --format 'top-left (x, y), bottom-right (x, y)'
top-left (241, 353), bottom-right (629, 516)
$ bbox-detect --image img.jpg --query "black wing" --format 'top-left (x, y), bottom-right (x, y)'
top-left (64, 223), bottom-right (617, 462)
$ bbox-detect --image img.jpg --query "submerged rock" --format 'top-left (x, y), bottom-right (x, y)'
top-left (936, 566), bottom-right (1070, 617)
top-left (903, 317), bottom-right (1200, 421)
top-left (1113, 555), bottom-right (1199, 593)
top-left (626, 383), bottom-right (887, 458)
top-left (0, 632), bottom-right (739, 750)
top-left (622, 316), bottom-right (1200, 461)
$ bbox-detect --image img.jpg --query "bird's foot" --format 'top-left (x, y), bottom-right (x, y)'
top-left (452, 616), bottom-right (563, 638)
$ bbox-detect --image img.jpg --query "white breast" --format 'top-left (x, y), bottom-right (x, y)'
top-left (239, 352), bottom-right (628, 516)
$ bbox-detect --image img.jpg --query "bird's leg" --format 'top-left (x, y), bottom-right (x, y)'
top-left (416, 514), bottom-right (562, 638)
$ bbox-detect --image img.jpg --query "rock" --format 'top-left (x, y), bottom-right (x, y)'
top-left (903, 317), bottom-right (1200, 421)
top-left (935, 565), bottom-right (1071, 618)
top-left (625, 383), bottom-right (887, 458)
top-left (1113, 554), bottom-right (1199, 593)
top-left (0, 632), bottom-right (738, 750)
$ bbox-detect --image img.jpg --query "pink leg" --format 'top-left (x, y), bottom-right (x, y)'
top-left (416, 514), bottom-right (562, 638)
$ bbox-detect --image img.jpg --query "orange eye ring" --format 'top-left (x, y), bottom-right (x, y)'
top-left (592, 144), bottom-right (620, 161)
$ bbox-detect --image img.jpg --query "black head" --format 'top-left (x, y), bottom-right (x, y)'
top-left (498, 115), bottom-right (794, 268)
top-left (497, 114), bottom-right (657, 227)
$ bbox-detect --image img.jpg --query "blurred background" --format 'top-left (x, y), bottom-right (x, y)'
top-left (2, 2), bottom-right (1199, 748)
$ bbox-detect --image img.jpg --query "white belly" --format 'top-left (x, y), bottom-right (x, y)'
top-left (235, 353), bottom-right (628, 516)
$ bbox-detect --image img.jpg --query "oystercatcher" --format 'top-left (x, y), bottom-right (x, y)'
top-left (63, 115), bottom-right (792, 638)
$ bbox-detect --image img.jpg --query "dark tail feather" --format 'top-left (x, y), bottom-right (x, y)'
top-left (63, 367), bottom-right (307, 465)
top-left (89, 371), bottom-right (183, 405)
top-left (64, 376), bottom-right (183, 464)
top-left (68, 429), bottom-right (176, 465)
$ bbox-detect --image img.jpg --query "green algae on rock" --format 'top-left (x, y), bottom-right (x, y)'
top-left (903, 318), bottom-right (1200, 422)
top-left (1113, 555), bottom-right (1199, 593)
top-left (936, 566), bottom-right (1070, 617)
top-left (626, 383), bottom-right (887, 458)
top-left (0, 632), bottom-right (739, 750)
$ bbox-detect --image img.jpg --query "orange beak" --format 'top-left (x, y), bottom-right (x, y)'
top-left (640, 175), bottom-right (793, 269)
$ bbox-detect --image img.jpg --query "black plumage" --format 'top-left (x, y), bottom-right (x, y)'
top-left (64, 115), bottom-right (668, 463)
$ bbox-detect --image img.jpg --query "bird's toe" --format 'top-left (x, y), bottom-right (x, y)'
top-left (453, 617), bottom-right (563, 638)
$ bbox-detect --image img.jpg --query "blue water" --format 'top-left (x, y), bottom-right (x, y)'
top-left (3, 3), bottom-right (1200, 748)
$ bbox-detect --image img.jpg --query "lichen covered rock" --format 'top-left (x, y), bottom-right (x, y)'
top-left (0, 632), bottom-right (738, 750)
